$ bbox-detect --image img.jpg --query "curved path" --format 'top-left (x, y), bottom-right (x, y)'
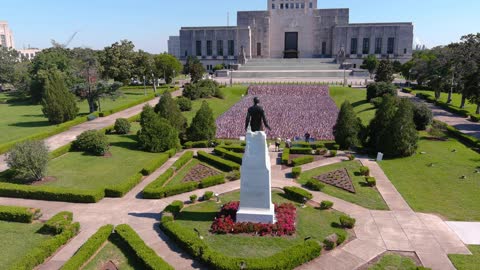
top-left (0, 90), bottom-right (182, 172)
top-left (0, 148), bottom-right (471, 270)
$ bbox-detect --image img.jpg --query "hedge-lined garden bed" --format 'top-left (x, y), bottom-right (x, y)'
top-left (0, 205), bottom-right (41, 223)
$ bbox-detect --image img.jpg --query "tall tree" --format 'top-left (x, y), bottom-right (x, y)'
top-left (333, 101), bottom-right (362, 149)
top-left (137, 105), bottom-right (180, 153)
top-left (360, 55), bottom-right (379, 79)
top-left (100, 40), bottom-right (135, 84)
top-left (374, 60), bottom-right (395, 83)
top-left (368, 95), bottom-right (398, 150)
top-left (154, 53), bottom-right (182, 84)
top-left (0, 47), bottom-right (19, 88)
top-left (133, 50), bottom-right (155, 93)
top-left (41, 70), bottom-right (79, 124)
top-left (184, 56), bottom-right (205, 83)
top-left (187, 101), bottom-right (216, 141)
top-left (154, 91), bottom-right (187, 139)
top-left (383, 99), bottom-right (419, 157)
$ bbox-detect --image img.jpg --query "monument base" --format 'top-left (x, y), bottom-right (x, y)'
top-left (236, 205), bottom-right (276, 224)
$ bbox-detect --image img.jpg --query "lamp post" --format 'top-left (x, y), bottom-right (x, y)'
top-left (229, 62), bottom-right (233, 87)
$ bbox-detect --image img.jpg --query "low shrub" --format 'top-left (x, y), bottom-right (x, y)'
top-left (203, 191), bottom-right (214, 201)
top-left (346, 154), bottom-right (355, 161)
top-left (329, 150), bottom-right (338, 157)
top-left (72, 130), bottom-right (109, 156)
top-left (220, 144), bottom-right (245, 153)
top-left (290, 147), bottom-right (313, 155)
top-left (282, 148), bottom-right (290, 165)
top-left (184, 141), bottom-right (209, 149)
top-left (60, 224), bottom-right (114, 270)
top-left (283, 186), bottom-right (313, 203)
top-left (199, 174), bottom-right (225, 188)
top-left (226, 170), bottom-right (240, 181)
top-left (310, 142), bottom-right (325, 150)
top-left (197, 151), bottom-right (240, 171)
top-left (366, 176), bottom-right (377, 187)
top-left (0, 183), bottom-right (104, 203)
top-left (291, 156), bottom-right (314, 167)
top-left (172, 151), bottom-right (194, 171)
top-left (165, 200), bottom-right (184, 216)
top-left (332, 144), bottom-right (340, 150)
top-left (323, 237), bottom-right (336, 250)
top-left (6, 140), bottom-right (49, 181)
top-left (105, 173), bottom-right (143, 197)
top-left (315, 148), bottom-right (328, 155)
top-left (305, 179), bottom-right (325, 191)
top-left (366, 82), bottom-right (397, 101)
top-left (359, 166), bottom-right (370, 176)
top-left (320, 200), bottom-right (334, 210)
top-left (165, 148), bottom-right (177, 158)
top-left (292, 167), bottom-right (302, 178)
top-left (413, 103), bottom-right (433, 130)
top-left (214, 147), bottom-right (243, 164)
top-left (176, 96), bottom-right (192, 112)
top-left (141, 154), bottom-right (169, 175)
top-left (115, 224), bottom-right (174, 270)
top-left (114, 118), bottom-right (131, 134)
top-left (336, 232), bottom-right (347, 246)
top-left (190, 194), bottom-right (198, 203)
top-left (41, 211), bottom-right (74, 234)
top-left (402, 87), bottom-right (414, 94)
top-left (0, 205), bottom-right (40, 223)
top-left (339, 215), bottom-right (356, 229)
top-left (471, 114), bottom-right (480, 123)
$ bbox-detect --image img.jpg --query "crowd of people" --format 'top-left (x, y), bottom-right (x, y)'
top-left (215, 85), bottom-right (338, 140)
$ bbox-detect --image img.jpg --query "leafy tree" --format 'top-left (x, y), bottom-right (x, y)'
top-left (333, 101), bottom-right (362, 149)
top-left (0, 47), bottom-right (19, 87)
top-left (100, 40), bottom-right (135, 84)
top-left (133, 50), bottom-right (156, 93)
top-left (154, 91), bottom-right (187, 138)
top-left (366, 82), bottom-right (397, 101)
top-left (41, 70), bottom-right (79, 124)
top-left (176, 96), bottom-right (192, 111)
top-left (184, 56), bottom-right (205, 83)
top-left (383, 99), bottom-right (418, 157)
top-left (137, 105), bottom-right (180, 152)
top-left (368, 95), bottom-right (398, 150)
top-left (114, 118), bottom-right (131, 134)
top-left (213, 63), bottom-right (226, 72)
top-left (154, 53), bottom-right (182, 84)
top-left (413, 103), bottom-right (433, 130)
top-left (12, 60), bottom-right (32, 97)
top-left (400, 60), bottom-right (414, 84)
top-left (360, 55), bottom-right (378, 79)
top-left (72, 130), bottom-right (110, 156)
top-left (6, 140), bottom-right (49, 181)
top-left (183, 79), bottom-right (221, 100)
top-left (187, 101), bottom-right (216, 141)
top-left (375, 60), bottom-right (395, 83)
top-left (392, 60), bottom-right (403, 73)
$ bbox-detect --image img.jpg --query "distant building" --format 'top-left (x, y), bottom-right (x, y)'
top-left (0, 21), bottom-right (15, 48)
top-left (168, 36), bottom-right (181, 58)
top-left (169, 0), bottom-right (414, 71)
top-left (18, 48), bottom-right (41, 61)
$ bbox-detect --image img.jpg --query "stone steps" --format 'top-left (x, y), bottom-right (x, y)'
top-left (232, 70), bottom-right (350, 78)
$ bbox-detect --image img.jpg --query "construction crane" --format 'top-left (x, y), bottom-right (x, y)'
top-left (51, 31), bottom-right (78, 48)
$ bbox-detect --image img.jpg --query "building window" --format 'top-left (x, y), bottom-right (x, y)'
top-left (228, 40), bottom-right (234, 56)
top-left (295, 3), bottom-right (299, 8)
top-left (285, 3), bottom-right (289, 9)
top-left (0, 35), bottom-right (6, 47)
top-left (404, 48), bottom-right (407, 54)
top-left (362, 38), bottom-right (370, 54)
top-left (272, 3), bottom-right (275, 9)
top-left (196, 40), bottom-right (202, 56)
top-left (206, 40), bottom-right (212, 56)
top-left (350, 38), bottom-right (358, 55)
top-left (217, 40), bottom-right (224, 56)
top-left (309, 2), bottom-right (313, 8)
top-left (301, 3), bottom-right (305, 8)
top-left (321, 42), bottom-right (327, 55)
top-left (280, 3), bottom-right (283, 9)
top-left (387, 37), bottom-right (395, 54)
top-left (257, 42), bottom-right (262, 56)
top-left (375, 38), bottom-right (382, 54)
top-left (185, 50), bottom-right (188, 57)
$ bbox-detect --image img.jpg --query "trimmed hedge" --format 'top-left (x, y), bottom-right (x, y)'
top-left (60, 224), bottom-right (114, 270)
top-left (143, 173), bottom-right (224, 199)
top-left (161, 219), bottom-right (321, 270)
top-left (165, 200), bottom-right (184, 216)
top-left (359, 166), bottom-right (370, 176)
top-left (291, 156), bottom-right (314, 167)
top-left (141, 154), bottom-right (170, 176)
top-left (42, 211), bottom-right (74, 234)
top-left (0, 183), bottom-right (104, 203)
top-left (105, 173), bottom-right (143, 197)
top-left (447, 125), bottom-right (480, 148)
top-left (172, 151), bottom-right (194, 171)
top-left (290, 147), bottom-right (313, 155)
top-left (199, 174), bottom-right (225, 188)
top-left (165, 148), bottom-right (177, 158)
top-left (282, 148), bottom-right (290, 165)
top-left (415, 93), bottom-right (470, 117)
top-left (143, 169), bottom-right (175, 198)
top-left (365, 176), bottom-right (377, 187)
top-left (305, 179), bottom-right (325, 191)
top-left (320, 201), bottom-right (334, 210)
top-left (0, 205), bottom-right (40, 223)
top-left (220, 144), bottom-right (245, 153)
top-left (184, 141), bottom-right (209, 149)
top-left (283, 186), bottom-right (313, 203)
top-left (471, 114), bottom-right (480, 123)
top-left (197, 151), bottom-right (240, 171)
top-left (98, 94), bottom-right (156, 117)
top-left (292, 167), bottom-right (302, 178)
top-left (292, 142), bottom-right (324, 150)
top-left (214, 147), bottom-right (243, 164)
top-left (402, 87), bottom-right (414, 94)
top-left (8, 215), bottom-right (79, 270)
top-left (339, 215), bottom-right (356, 229)
top-left (49, 143), bottom-right (73, 160)
top-left (115, 224), bottom-right (174, 270)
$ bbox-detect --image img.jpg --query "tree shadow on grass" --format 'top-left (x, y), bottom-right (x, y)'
top-left (351, 100), bottom-right (369, 108)
top-left (331, 222), bottom-right (342, 228)
top-left (8, 120), bottom-right (52, 128)
top-left (110, 141), bottom-right (140, 151)
top-left (128, 212), bottom-right (160, 220)
top-left (175, 211), bottom-right (217, 222)
top-left (108, 234), bottom-right (145, 269)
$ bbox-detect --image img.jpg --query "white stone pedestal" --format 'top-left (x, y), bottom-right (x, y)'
top-left (236, 131), bottom-right (276, 224)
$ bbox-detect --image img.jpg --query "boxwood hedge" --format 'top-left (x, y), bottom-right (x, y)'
top-left (0, 205), bottom-right (40, 223)
top-left (0, 183), bottom-right (104, 203)
top-left (214, 147), bottom-right (243, 164)
top-left (283, 186), bottom-right (313, 203)
top-left (290, 147), bottom-right (313, 155)
top-left (197, 151), bottom-right (240, 171)
top-left (291, 156), bottom-right (314, 167)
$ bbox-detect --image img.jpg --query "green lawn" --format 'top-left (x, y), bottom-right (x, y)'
top-left (0, 86), bottom-right (167, 147)
top-left (42, 123), bottom-right (164, 191)
top-left (83, 234), bottom-right (143, 270)
top-left (0, 221), bottom-right (53, 269)
top-left (175, 191), bottom-right (348, 258)
top-left (182, 85), bottom-right (247, 123)
top-left (298, 160), bottom-right (389, 210)
top-left (380, 133), bottom-right (480, 221)
top-left (369, 254), bottom-right (422, 270)
top-left (329, 86), bottom-right (375, 124)
top-left (415, 90), bottom-right (478, 115)
top-left (449, 245), bottom-right (480, 270)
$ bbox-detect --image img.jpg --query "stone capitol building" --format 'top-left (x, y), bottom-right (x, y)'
top-left (168, 0), bottom-right (413, 73)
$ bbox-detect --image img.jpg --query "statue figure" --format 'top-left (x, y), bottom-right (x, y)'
top-left (239, 45), bottom-right (247, 65)
top-left (337, 45), bottom-right (346, 65)
top-left (245, 97), bottom-right (271, 132)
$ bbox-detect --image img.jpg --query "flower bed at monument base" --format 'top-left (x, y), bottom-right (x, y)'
top-left (210, 201), bottom-right (296, 236)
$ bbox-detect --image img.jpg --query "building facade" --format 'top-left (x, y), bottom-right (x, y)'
top-left (0, 21), bottom-right (15, 48)
top-left (169, 0), bottom-right (414, 70)
top-left (168, 36), bottom-right (181, 59)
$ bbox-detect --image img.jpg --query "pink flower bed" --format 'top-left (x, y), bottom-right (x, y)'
top-left (210, 201), bottom-right (297, 236)
top-left (216, 85), bottom-right (338, 140)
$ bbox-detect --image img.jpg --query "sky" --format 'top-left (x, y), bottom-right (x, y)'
top-left (2, 0), bottom-right (480, 53)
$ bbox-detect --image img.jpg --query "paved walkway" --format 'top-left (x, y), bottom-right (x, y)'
top-left (446, 222), bottom-right (480, 245)
top-left (0, 90), bottom-right (182, 172)
top-left (399, 91), bottom-right (480, 139)
top-left (0, 149), bottom-right (473, 270)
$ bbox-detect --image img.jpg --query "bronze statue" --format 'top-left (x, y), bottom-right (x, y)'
top-left (245, 97), bottom-right (271, 132)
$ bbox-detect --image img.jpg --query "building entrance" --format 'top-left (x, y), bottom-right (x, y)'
top-left (284, 32), bottom-right (298, 58)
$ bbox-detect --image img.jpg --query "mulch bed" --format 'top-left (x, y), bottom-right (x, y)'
top-left (313, 168), bottom-right (356, 193)
top-left (182, 164), bottom-right (221, 183)
top-left (31, 176), bottom-right (58, 186)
